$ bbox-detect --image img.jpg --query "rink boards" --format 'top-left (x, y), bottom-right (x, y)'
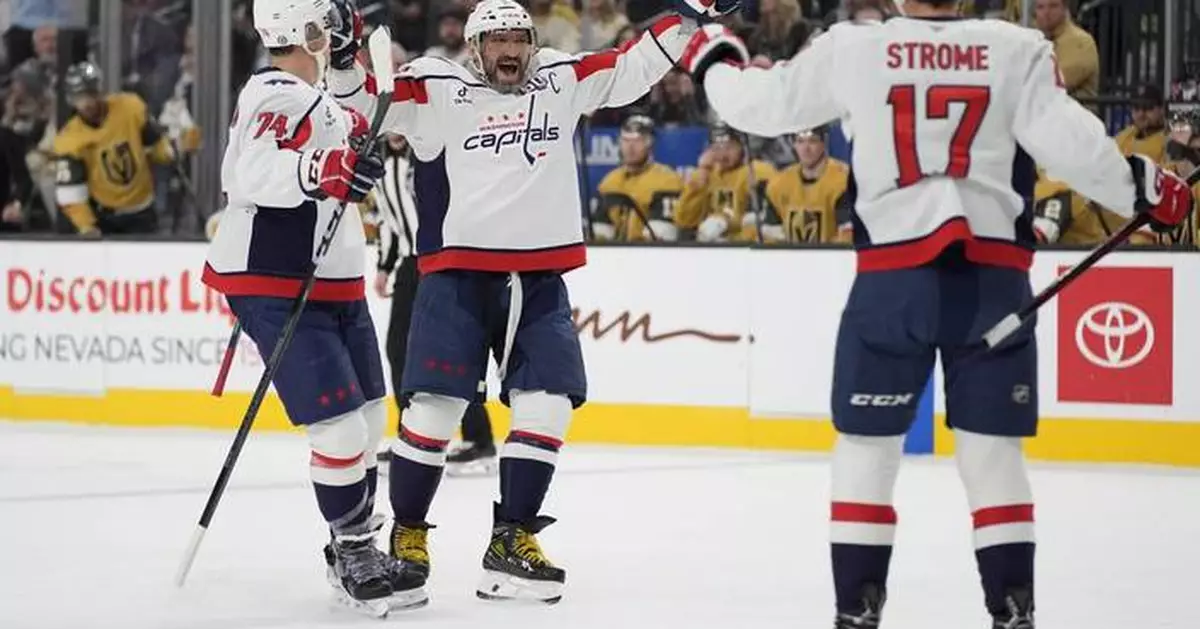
top-left (1, 241), bottom-right (1198, 466)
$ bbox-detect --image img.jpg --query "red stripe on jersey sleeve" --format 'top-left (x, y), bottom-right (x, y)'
top-left (830, 502), bottom-right (898, 525)
top-left (364, 73), bottom-right (378, 96)
top-left (973, 504), bottom-right (1034, 529)
top-left (648, 15), bottom-right (682, 37)
top-left (394, 78), bottom-right (429, 104)
top-left (574, 50), bottom-right (619, 81)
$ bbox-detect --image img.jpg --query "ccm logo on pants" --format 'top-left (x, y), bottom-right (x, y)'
top-left (850, 393), bottom-right (915, 407)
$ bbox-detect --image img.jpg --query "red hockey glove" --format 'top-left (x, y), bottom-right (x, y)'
top-left (1128, 154), bottom-right (1194, 232)
top-left (302, 145), bottom-right (384, 203)
top-left (680, 24), bottom-right (750, 85)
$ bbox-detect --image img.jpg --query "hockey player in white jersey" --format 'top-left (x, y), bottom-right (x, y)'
top-left (325, 0), bottom-right (735, 604)
top-left (679, 1), bottom-right (1193, 627)
top-left (200, 0), bottom-right (417, 616)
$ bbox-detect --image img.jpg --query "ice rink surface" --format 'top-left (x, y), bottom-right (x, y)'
top-left (2, 421), bottom-right (1198, 629)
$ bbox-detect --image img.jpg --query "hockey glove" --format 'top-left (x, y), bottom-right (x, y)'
top-left (303, 145), bottom-right (385, 203)
top-left (680, 24), bottom-right (750, 86)
top-left (330, 0), bottom-right (363, 71)
top-left (675, 0), bottom-right (741, 21)
top-left (1128, 153), bottom-right (1194, 232)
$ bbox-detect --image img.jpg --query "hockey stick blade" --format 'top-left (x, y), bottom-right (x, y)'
top-left (175, 27), bottom-right (396, 589)
top-left (982, 212), bottom-right (1152, 349)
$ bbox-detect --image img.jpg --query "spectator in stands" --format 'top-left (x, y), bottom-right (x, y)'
top-left (846, 0), bottom-right (891, 21)
top-left (1166, 113), bottom-right (1200, 245)
top-left (1032, 169), bottom-right (1157, 246)
top-left (529, 0), bottom-right (580, 53)
top-left (747, 0), bottom-right (812, 62)
top-left (1114, 84), bottom-right (1167, 164)
top-left (1035, 0), bottom-right (1099, 103)
top-left (231, 1), bottom-right (262, 94)
top-left (676, 122), bottom-right (777, 242)
top-left (389, 0), bottom-right (429, 53)
top-left (123, 0), bottom-right (184, 116)
top-left (651, 68), bottom-right (705, 127)
top-left (592, 114), bottom-right (684, 242)
top-left (4, 58), bottom-right (53, 227)
top-left (3, 0), bottom-right (59, 68)
top-left (762, 126), bottom-right (851, 244)
top-left (580, 0), bottom-right (629, 50)
top-left (424, 6), bottom-right (469, 64)
top-left (52, 62), bottom-right (189, 236)
top-left (625, 0), bottom-right (669, 24)
top-left (0, 121), bottom-right (34, 231)
top-left (157, 23), bottom-right (203, 235)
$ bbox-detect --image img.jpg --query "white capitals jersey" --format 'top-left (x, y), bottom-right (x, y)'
top-left (203, 68), bottom-right (368, 301)
top-left (328, 16), bottom-right (692, 274)
top-left (704, 16), bottom-right (1138, 272)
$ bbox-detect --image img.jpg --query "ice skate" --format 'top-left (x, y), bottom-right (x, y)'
top-left (322, 526), bottom-right (394, 619)
top-left (385, 521), bottom-right (433, 611)
top-left (992, 587), bottom-right (1034, 629)
top-left (476, 512), bottom-right (565, 604)
top-left (833, 583), bottom-right (885, 629)
top-left (444, 441), bottom-right (497, 477)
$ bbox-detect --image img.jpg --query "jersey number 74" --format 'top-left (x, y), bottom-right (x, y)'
top-left (887, 84), bottom-right (991, 188)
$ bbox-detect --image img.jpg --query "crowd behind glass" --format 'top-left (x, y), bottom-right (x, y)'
top-left (0, 0), bottom-right (1197, 248)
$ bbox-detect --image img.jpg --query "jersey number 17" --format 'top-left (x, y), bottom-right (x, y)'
top-left (887, 84), bottom-right (991, 188)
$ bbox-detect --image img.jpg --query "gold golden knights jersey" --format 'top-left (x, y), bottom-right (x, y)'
top-left (763, 158), bottom-right (851, 244)
top-left (1114, 125), bottom-right (1167, 164)
top-left (676, 160), bottom-right (777, 242)
top-left (593, 162), bottom-right (684, 241)
top-left (1033, 176), bottom-right (1157, 246)
top-left (53, 92), bottom-right (174, 232)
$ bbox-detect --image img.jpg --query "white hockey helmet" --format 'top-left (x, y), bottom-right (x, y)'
top-left (253, 0), bottom-right (340, 51)
top-left (464, 0), bottom-right (537, 45)
top-left (464, 0), bottom-right (538, 91)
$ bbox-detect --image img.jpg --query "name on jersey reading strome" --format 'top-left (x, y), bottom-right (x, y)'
top-left (887, 42), bottom-right (990, 72)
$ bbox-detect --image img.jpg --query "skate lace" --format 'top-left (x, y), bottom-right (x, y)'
top-left (512, 529), bottom-right (551, 567)
top-left (393, 527), bottom-right (429, 564)
top-left (338, 541), bottom-right (389, 583)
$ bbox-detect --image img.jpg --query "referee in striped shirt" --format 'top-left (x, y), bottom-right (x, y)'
top-left (372, 133), bottom-right (497, 473)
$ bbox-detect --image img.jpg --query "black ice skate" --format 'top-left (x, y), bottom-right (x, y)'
top-left (322, 526), bottom-right (394, 618)
top-left (992, 587), bottom-right (1034, 629)
top-left (445, 441), bottom-right (497, 477)
top-left (834, 583), bottom-right (885, 629)
top-left (476, 509), bottom-right (565, 604)
top-left (385, 521), bottom-right (433, 610)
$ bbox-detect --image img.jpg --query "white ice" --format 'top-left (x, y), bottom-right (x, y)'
top-left (2, 421), bottom-right (1197, 629)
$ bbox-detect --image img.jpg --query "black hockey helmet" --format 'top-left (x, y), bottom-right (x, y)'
top-left (64, 61), bottom-right (103, 98)
top-left (709, 121), bottom-right (741, 145)
top-left (620, 114), bottom-right (655, 139)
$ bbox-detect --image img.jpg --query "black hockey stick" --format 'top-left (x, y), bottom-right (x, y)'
top-left (981, 211), bottom-right (1152, 349)
top-left (175, 26), bottom-right (396, 588)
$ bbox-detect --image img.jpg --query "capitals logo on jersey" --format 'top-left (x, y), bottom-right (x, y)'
top-left (462, 93), bottom-right (561, 165)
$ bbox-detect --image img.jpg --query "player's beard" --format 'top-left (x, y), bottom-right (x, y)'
top-left (486, 54), bottom-right (529, 94)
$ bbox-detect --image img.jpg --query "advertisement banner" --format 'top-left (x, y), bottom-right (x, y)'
top-left (1056, 266), bottom-right (1174, 405)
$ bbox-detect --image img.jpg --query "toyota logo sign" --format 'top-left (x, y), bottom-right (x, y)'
top-left (1074, 301), bottom-right (1155, 369)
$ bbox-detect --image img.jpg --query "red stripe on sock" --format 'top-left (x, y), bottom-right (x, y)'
top-left (973, 504), bottom-right (1035, 529)
top-left (508, 430), bottom-right (563, 450)
top-left (401, 425), bottom-right (449, 449)
top-left (310, 451), bottom-right (363, 469)
top-left (831, 502), bottom-right (898, 524)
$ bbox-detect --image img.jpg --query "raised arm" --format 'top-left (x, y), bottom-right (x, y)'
top-left (569, 15), bottom-right (694, 115)
top-left (327, 62), bottom-right (428, 137)
top-left (1011, 41), bottom-right (1136, 216)
top-left (686, 25), bottom-right (843, 138)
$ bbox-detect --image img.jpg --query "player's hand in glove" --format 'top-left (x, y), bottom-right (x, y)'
top-left (304, 145), bottom-right (385, 203)
top-left (343, 107), bottom-right (370, 139)
top-left (1128, 153), bottom-right (1194, 232)
top-left (697, 213), bottom-right (730, 242)
top-left (680, 23), bottom-right (750, 85)
top-left (330, 0), bottom-right (363, 71)
top-left (675, 0), bottom-right (741, 20)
